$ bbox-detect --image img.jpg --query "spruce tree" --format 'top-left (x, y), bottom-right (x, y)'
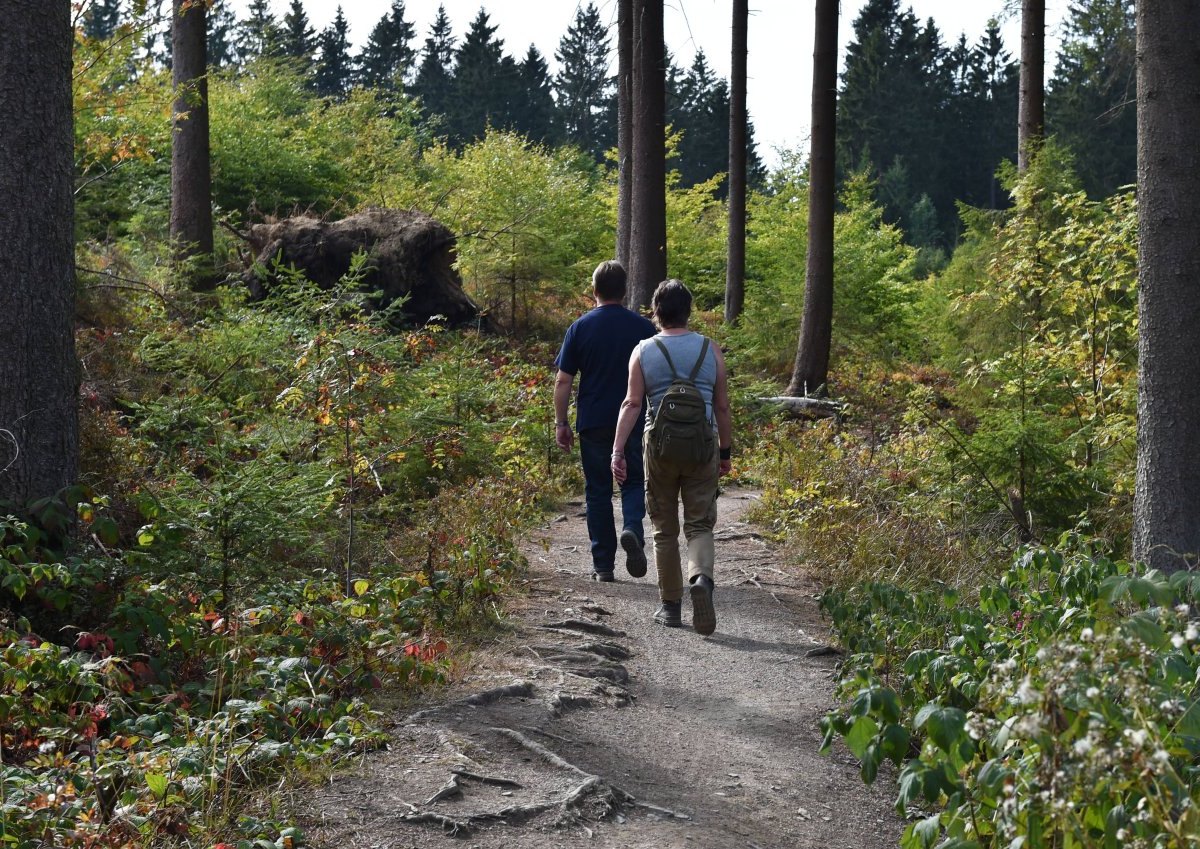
top-left (314, 6), bottom-right (354, 99)
top-left (281, 0), bottom-right (316, 70)
top-left (358, 1), bottom-right (416, 91)
top-left (515, 45), bottom-right (558, 146)
top-left (413, 5), bottom-right (454, 122)
top-left (207, 1), bottom-right (239, 69)
top-left (554, 3), bottom-right (613, 161)
top-left (838, 0), bottom-right (956, 239)
top-left (1047, 0), bottom-right (1135, 198)
top-left (83, 0), bottom-right (123, 41)
top-left (1, 0), bottom-right (79, 505)
top-left (448, 9), bottom-right (517, 144)
top-left (238, 0), bottom-right (284, 60)
top-left (672, 51), bottom-right (728, 189)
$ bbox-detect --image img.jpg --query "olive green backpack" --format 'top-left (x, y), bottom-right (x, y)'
top-left (645, 337), bottom-right (714, 465)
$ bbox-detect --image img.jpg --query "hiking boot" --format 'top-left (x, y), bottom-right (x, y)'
top-left (620, 528), bottom-right (647, 578)
top-left (653, 600), bottom-right (683, 627)
top-left (591, 570), bottom-right (616, 583)
top-left (690, 575), bottom-right (716, 636)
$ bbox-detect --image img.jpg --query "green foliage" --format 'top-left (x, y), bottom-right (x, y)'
top-left (732, 162), bottom-right (918, 377)
top-left (820, 543), bottom-right (1200, 849)
top-left (12, 256), bottom-right (573, 846)
top-left (420, 130), bottom-right (608, 331)
top-left (211, 66), bottom-right (427, 216)
top-left (922, 147), bottom-right (1137, 538)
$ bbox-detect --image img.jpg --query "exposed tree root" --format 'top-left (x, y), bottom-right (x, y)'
top-left (425, 775), bottom-right (463, 805)
top-left (462, 680), bottom-right (536, 706)
top-left (450, 768), bottom-right (523, 788)
top-left (577, 640), bottom-right (632, 660)
top-left (539, 619), bottom-right (626, 637)
top-left (548, 692), bottom-right (596, 715)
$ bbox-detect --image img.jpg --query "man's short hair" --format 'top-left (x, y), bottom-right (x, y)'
top-left (592, 260), bottom-right (627, 301)
top-left (651, 279), bottom-right (693, 328)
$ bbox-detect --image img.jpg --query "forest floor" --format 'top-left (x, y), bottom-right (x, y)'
top-left (304, 487), bottom-right (899, 849)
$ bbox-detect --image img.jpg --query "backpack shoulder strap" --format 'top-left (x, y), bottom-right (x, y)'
top-left (687, 337), bottom-right (711, 382)
top-left (652, 338), bottom-right (681, 380)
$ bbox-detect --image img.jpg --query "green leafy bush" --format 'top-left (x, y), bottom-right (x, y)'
top-left (820, 543), bottom-right (1200, 849)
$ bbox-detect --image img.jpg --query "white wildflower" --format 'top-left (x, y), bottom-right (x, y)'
top-left (1188, 623), bottom-right (1199, 642)
top-left (1073, 738), bottom-right (1093, 756)
top-left (1015, 714), bottom-right (1045, 737)
top-left (1172, 633), bottom-right (1186, 649)
top-left (1016, 677), bottom-right (1040, 705)
top-left (1080, 627), bottom-right (1094, 642)
top-left (1086, 686), bottom-right (1100, 699)
top-left (1124, 728), bottom-right (1149, 748)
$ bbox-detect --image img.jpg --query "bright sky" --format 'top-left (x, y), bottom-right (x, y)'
top-left (230, 0), bottom-right (1070, 167)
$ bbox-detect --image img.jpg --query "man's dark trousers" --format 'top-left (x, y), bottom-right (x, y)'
top-left (579, 425), bottom-right (646, 574)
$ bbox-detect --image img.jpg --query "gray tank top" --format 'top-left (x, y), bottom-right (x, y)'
top-left (638, 332), bottom-right (718, 425)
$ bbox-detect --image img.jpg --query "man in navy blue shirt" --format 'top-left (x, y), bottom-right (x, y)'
top-left (554, 261), bottom-right (657, 581)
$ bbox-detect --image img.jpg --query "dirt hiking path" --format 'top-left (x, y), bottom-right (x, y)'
top-left (308, 488), bottom-right (898, 849)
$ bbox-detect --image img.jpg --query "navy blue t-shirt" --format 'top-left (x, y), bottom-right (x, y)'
top-left (555, 304), bottom-right (656, 432)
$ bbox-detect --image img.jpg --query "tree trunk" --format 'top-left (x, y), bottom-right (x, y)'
top-left (724, 0), bottom-right (748, 325)
top-left (1133, 0), bottom-right (1200, 574)
top-left (1017, 0), bottom-right (1045, 173)
top-left (0, 0), bottom-right (78, 505)
top-left (616, 0), bottom-right (633, 269)
top-left (786, 0), bottom-right (837, 398)
top-left (171, 0), bottom-right (215, 288)
top-left (628, 0), bottom-right (666, 310)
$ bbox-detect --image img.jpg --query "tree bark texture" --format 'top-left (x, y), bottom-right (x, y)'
top-left (1017, 0), bottom-right (1045, 172)
top-left (786, 0), bottom-right (837, 398)
top-left (0, 0), bottom-right (79, 504)
top-left (171, 0), bottom-right (215, 286)
top-left (724, 0), bottom-right (748, 325)
top-left (628, 0), bottom-right (666, 310)
top-left (1133, 0), bottom-right (1200, 573)
top-left (616, 0), bottom-right (633, 269)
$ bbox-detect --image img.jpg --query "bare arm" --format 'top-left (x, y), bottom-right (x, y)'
top-left (553, 369), bottom-right (574, 452)
top-left (610, 349), bottom-right (645, 483)
top-left (711, 346), bottom-right (733, 476)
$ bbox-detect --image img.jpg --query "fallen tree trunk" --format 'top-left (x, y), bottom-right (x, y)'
top-left (758, 396), bottom-right (844, 420)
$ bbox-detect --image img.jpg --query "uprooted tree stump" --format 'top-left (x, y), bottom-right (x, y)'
top-left (241, 208), bottom-right (482, 327)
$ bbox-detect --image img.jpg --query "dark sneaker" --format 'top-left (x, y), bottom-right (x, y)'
top-left (690, 575), bottom-right (716, 636)
top-left (653, 600), bottom-right (682, 627)
top-left (591, 570), bottom-right (616, 583)
top-left (620, 529), bottom-right (647, 578)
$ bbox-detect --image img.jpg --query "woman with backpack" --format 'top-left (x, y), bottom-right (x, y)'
top-left (610, 279), bottom-right (733, 635)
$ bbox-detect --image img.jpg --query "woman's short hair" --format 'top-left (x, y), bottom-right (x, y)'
top-left (651, 279), bottom-right (692, 328)
top-left (592, 260), bottom-right (627, 301)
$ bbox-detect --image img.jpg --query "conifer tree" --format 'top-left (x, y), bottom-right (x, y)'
top-left (281, 0), bottom-right (316, 70)
top-left (627, 0), bottom-right (666, 309)
top-left (413, 5), bottom-right (454, 121)
top-left (554, 2), bottom-right (613, 161)
top-left (1, 0), bottom-right (78, 505)
top-left (448, 9), bottom-right (517, 144)
top-left (515, 45), bottom-right (558, 146)
top-left (358, 1), bottom-right (415, 91)
top-left (314, 6), bottom-right (353, 99)
top-left (207, 1), bottom-right (239, 69)
top-left (83, 0), bottom-right (123, 41)
top-left (238, 0), bottom-right (284, 60)
top-left (1133, 0), bottom-right (1200, 573)
top-left (838, 0), bottom-right (958, 239)
top-left (1047, 0), bottom-right (1135, 197)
